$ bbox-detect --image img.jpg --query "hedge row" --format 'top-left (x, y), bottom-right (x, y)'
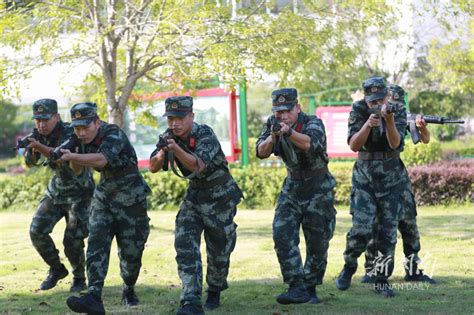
top-left (0, 159), bottom-right (471, 211)
top-left (408, 159), bottom-right (473, 205)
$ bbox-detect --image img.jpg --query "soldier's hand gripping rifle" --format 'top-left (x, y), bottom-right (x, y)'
top-left (368, 101), bottom-right (404, 135)
top-left (12, 128), bottom-right (40, 151)
top-left (272, 119), bottom-right (282, 156)
top-left (49, 134), bottom-right (80, 162)
top-left (155, 129), bottom-right (175, 171)
top-left (406, 114), bottom-right (464, 144)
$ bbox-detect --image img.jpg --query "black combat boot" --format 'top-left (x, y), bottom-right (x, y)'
top-left (374, 278), bottom-right (395, 298)
top-left (306, 286), bottom-right (321, 304)
top-left (335, 265), bottom-right (357, 291)
top-left (70, 277), bottom-right (87, 292)
top-left (176, 301), bottom-right (204, 315)
top-left (66, 292), bottom-right (105, 315)
top-left (361, 273), bottom-right (376, 284)
top-left (276, 283), bottom-right (311, 304)
top-left (404, 268), bottom-right (436, 284)
top-left (40, 264), bottom-right (69, 290)
top-left (204, 290), bottom-right (220, 310)
top-left (122, 287), bottom-right (139, 306)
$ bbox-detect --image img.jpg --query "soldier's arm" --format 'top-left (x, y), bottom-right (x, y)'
top-left (149, 149), bottom-right (165, 173)
top-left (168, 139), bottom-right (205, 173)
top-left (349, 114), bottom-right (379, 151)
top-left (279, 122), bottom-right (310, 151)
top-left (60, 150), bottom-right (108, 168)
top-left (257, 135), bottom-right (274, 158)
top-left (384, 115), bottom-right (401, 149)
top-left (26, 138), bottom-right (54, 159)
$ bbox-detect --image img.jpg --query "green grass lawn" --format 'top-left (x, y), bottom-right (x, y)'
top-left (1, 204), bottom-right (473, 314)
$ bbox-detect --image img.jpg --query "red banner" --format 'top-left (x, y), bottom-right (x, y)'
top-left (316, 106), bottom-right (357, 158)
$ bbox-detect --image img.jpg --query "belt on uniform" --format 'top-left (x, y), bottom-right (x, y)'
top-left (102, 165), bottom-right (139, 179)
top-left (189, 173), bottom-right (231, 189)
top-left (287, 166), bottom-right (328, 180)
top-left (358, 151), bottom-right (400, 160)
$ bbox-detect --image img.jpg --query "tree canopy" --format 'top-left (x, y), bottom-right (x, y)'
top-left (1, 1), bottom-right (471, 128)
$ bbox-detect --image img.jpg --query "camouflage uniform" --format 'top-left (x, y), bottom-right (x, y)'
top-left (151, 97), bottom-right (242, 308)
top-left (70, 103), bottom-right (151, 298)
top-left (343, 87), bottom-right (409, 280)
top-left (27, 99), bottom-right (94, 283)
top-left (256, 95), bottom-right (337, 290)
top-left (364, 85), bottom-right (421, 275)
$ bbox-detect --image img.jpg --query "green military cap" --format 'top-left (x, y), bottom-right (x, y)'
top-left (32, 99), bottom-right (58, 120)
top-left (271, 88), bottom-right (298, 112)
top-left (388, 84), bottom-right (406, 105)
top-left (363, 77), bottom-right (388, 102)
top-left (163, 96), bottom-right (193, 117)
top-left (70, 102), bottom-right (98, 127)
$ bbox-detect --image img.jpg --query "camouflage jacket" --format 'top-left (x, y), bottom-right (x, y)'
top-left (83, 122), bottom-right (150, 207)
top-left (256, 112), bottom-right (336, 193)
top-left (347, 100), bottom-right (407, 152)
top-left (348, 100), bottom-right (410, 198)
top-left (161, 123), bottom-right (243, 206)
top-left (25, 121), bottom-right (94, 204)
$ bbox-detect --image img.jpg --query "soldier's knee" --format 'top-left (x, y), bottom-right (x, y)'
top-left (29, 223), bottom-right (43, 240)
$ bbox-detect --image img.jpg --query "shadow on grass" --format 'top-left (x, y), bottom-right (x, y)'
top-left (1, 275), bottom-right (473, 314)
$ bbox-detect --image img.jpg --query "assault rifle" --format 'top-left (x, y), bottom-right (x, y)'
top-left (406, 114), bottom-right (464, 144)
top-left (272, 119), bottom-right (282, 156)
top-left (13, 129), bottom-right (40, 151)
top-left (50, 134), bottom-right (80, 161)
top-left (155, 129), bottom-right (175, 171)
top-left (368, 103), bottom-right (465, 143)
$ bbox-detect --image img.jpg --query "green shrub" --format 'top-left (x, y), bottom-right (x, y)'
top-left (401, 139), bottom-right (442, 166)
top-left (0, 159), bottom-right (470, 211)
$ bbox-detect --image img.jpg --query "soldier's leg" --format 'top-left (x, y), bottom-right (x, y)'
top-left (115, 200), bottom-right (150, 290)
top-left (336, 187), bottom-right (377, 291)
top-left (202, 205), bottom-right (237, 293)
top-left (273, 192), bottom-right (304, 287)
top-left (343, 187), bottom-right (377, 270)
top-left (86, 202), bottom-right (114, 298)
top-left (399, 218), bottom-right (421, 267)
top-left (29, 196), bottom-right (65, 269)
top-left (302, 191), bottom-right (336, 286)
top-left (175, 200), bottom-right (205, 305)
top-left (364, 219), bottom-right (379, 275)
top-left (63, 199), bottom-right (90, 281)
top-left (373, 194), bottom-right (402, 280)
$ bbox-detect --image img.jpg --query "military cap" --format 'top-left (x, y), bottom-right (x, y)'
top-left (32, 99), bottom-right (58, 120)
top-left (271, 88), bottom-right (298, 112)
top-left (388, 84), bottom-right (406, 105)
top-left (70, 102), bottom-right (98, 127)
top-left (163, 96), bottom-right (193, 117)
top-left (363, 77), bottom-right (388, 102)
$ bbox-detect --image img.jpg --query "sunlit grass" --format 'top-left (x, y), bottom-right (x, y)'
top-left (1, 204), bottom-right (473, 314)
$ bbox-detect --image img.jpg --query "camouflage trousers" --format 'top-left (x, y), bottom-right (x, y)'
top-left (364, 217), bottom-right (421, 273)
top-left (343, 187), bottom-right (402, 279)
top-left (29, 196), bottom-right (90, 279)
top-left (86, 199), bottom-right (149, 297)
top-left (365, 182), bottom-right (420, 273)
top-left (175, 199), bottom-right (237, 304)
top-left (273, 187), bottom-right (336, 287)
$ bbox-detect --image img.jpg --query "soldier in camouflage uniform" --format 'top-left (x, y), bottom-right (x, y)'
top-left (362, 85), bottom-right (435, 284)
top-left (25, 99), bottom-right (94, 292)
top-left (63, 103), bottom-right (150, 315)
top-left (149, 96), bottom-right (243, 315)
top-left (335, 77), bottom-right (410, 297)
top-left (256, 88), bottom-right (337, 305)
